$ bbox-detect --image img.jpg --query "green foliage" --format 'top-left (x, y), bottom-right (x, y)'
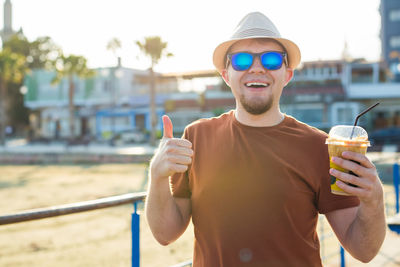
top-left (3, 34), bottom-right (61, 70)
top-left (0, 48), bottom-right (26, 83)
top-left (52, 54), bottom-right (95, 84)
top-left (1, 33), bottom-right (62, 134)
top-left (212, 107), bottom-right (225, 117)
top-left (0, 48), bottom-right (27, 143)
top-left (2, 33), bottom-right (30, 61)
top-left (155, 129), bottom-right (162, 139)
top-left (6, 82), bottom-right (29, 126)
top-left (135, 36), bottom-right (173, 67)
top-left (107, 38), bottom-right (122, 57)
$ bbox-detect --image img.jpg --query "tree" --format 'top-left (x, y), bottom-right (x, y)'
top-left (135, 36), bottom-right (172, 146)
top-left (107, 38), bottom-right (122, 134)
top-left (107, 37), bottom-right (122, 61)
top-left (52, 54), bottom-right (94, 140)
top-left (0, 48), bottom-right (27, 145)
top-left (3, 34), bottom-right (61, 69)
top-left (2, 34), bottom-right (62, 135)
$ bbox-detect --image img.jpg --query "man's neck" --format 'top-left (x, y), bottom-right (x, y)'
top-left (234, 107), bottom-right (285, 127)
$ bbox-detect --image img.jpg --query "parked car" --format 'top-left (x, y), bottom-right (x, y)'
top-left (369, 127), bottom-right (400, 145)
top-left (109, 129), bottom-right (147, 146)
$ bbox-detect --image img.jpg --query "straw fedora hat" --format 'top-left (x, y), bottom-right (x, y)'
top-left (213, 12), bottom-right (301, 73)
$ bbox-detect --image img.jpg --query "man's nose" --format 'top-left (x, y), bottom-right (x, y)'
top-left (248, 57), bottom-right (266, 74)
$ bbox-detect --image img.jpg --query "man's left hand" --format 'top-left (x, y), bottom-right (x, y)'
top-left (329, 151), bottom-right (384, 208)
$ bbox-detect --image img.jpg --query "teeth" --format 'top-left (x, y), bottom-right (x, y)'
top-left (245, 82), bottom-right (269, 87)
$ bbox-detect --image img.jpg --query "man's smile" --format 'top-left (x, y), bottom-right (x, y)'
top-left (244, 81), bottom-right (270, 91)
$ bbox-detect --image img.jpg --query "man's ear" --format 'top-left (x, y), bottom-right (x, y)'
top-left (284, 67), bottom-right (294, 86)
top-left (221, 69), bottom-right (230, 87)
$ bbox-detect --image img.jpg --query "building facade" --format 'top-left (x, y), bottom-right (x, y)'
top-left (23, 57), bottom-right (400, 142)
top-left (23, 66), bottom-right (179, 141)
top-left (380, 0), bottom-right (400, 81)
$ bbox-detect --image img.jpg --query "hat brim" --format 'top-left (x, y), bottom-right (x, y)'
top-left (213, 36), bottom-right (301, 74)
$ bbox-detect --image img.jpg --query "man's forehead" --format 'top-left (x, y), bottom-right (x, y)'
top-left (230, 39), bottom-right (285, 52)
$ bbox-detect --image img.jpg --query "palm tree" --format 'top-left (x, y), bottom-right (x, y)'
top-left (52, 54), bottom-right (94, 141)
top-left (136, 36), bottom-right (172, 146)
top-left (0, 48), bottom-right (26, 145)
top-left (107, 38), bottom-right (122, 62)
top-left (107, 38), bottom-right (122, 134)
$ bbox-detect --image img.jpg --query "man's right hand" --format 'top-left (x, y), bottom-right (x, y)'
top-left (150, 115), bottom-right (193, 180)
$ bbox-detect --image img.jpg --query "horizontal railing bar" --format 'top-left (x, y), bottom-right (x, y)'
top-left (0, 191), bottom-right (147, 226)
top-left (170, 260), bottom-right (193, 267)
top-left (322, 251), bottom-right (341, 260)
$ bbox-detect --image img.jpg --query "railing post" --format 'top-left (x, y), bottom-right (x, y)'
top-left (340, 246), bottom-right (345, 267)
top-left (132, 202), bottom-right (140, 267)
top-left (394, 163), bottom-right (399, 214)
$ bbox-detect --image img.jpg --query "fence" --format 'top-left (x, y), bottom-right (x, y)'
top-left (1, 164), bottom-right (399, 267)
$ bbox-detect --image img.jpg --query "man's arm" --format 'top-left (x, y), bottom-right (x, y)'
top-left (146, 178), bottom-right (191, 245)
top-left (325, 151), bottom-right (386, 263)
top-left (145, 115), bottom-right (193, 245)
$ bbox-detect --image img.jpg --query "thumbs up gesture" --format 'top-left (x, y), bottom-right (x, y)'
top-left (150, 115), bottom-right (193, 180)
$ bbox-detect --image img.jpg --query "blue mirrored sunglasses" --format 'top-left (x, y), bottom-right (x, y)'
top-left (227, 51), bottom-right (288, 71)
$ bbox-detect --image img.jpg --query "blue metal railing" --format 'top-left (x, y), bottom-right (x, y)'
top-left (394, 163), bottom-right (399, 214)
top-left (0, 192), bottom-right (147, 267)
top-left (1, 163), bottom-right (399, 267)
top-left (339, 162), bottom-right (400, 267)
top-left (132, 202), bottom-right (140, 267)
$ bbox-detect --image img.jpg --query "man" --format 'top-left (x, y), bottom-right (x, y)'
top-left (146, 12), bottom-right (386, 266)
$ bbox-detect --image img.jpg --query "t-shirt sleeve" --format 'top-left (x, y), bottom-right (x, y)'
top-left (170, 128), bottom-right (192, 198)
top-left (315, 135), bottom-right (360, 214)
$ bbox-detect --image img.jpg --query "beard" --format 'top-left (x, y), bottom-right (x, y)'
top-left (239, 94), bottom-right (273, 115)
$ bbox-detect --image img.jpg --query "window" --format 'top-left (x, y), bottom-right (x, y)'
top-left (390, 62), bottom-right (400, 74)
top-left (295, 108), bottom-right (323, 123)
top-left (315, 67), bottom-right (322, 76)
top-left (288, 105), bottom-right (324, 124)
top-left (390, 36), bottom-right (400, 48)
top-left (103, 80), bottom-right (111, 92)
top-left (390, 9), bottom-right (400, 21)
top-left (337, 107), bottom-right (353, 124)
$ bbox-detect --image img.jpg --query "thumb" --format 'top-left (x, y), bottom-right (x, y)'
top-left (162, 115), bottom-right (173, 138)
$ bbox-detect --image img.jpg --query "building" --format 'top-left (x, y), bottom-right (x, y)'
top-left (23, 56), bottom-right (400, 144)
top-left (281, 60), bottom-right (347, 131)
top-left (380, 0), bottom-right (400, 81)
top-left (282, 58), bottom-right (398, 133)
top-left (0, 0), bottom-right (16, 43)
top-left (345, 60), bottom-right (400, 131)
top-left (23, 64), bottom-right (179, 141)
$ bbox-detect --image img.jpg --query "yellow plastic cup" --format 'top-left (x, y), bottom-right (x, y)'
top-left (326, 125), bottom-right (370, 196)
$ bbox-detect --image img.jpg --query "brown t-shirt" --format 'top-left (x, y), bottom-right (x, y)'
top-left (171, 111), bottom-right (360, 267)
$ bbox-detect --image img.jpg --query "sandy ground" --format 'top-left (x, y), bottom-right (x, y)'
top-left (0, 164), bottom-right (193, 267)
top-left (0, 164), bottom-right (399, 266)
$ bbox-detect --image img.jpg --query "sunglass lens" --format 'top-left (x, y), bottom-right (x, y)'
top-left (261, 52), bottom-right (283, 70)
top-left (231, 53), bottom-right (253, 71)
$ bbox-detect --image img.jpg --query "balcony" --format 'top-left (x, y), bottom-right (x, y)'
top-left (347, 83), bottom-right (400, 99)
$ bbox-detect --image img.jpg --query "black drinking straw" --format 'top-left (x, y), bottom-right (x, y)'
top-left (350, 102), bottom-right (380, 139)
